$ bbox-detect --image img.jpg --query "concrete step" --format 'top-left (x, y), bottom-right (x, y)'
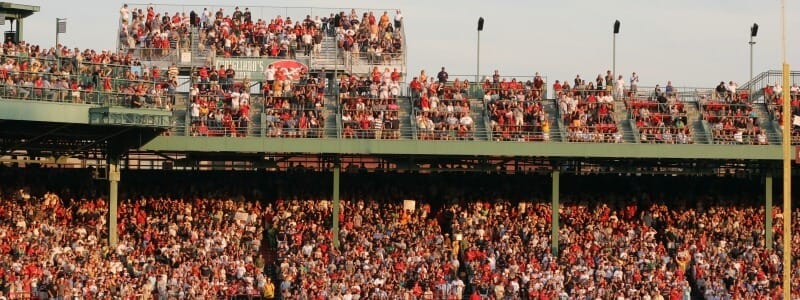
top-left (691, 121), bottom-right (708, 144)
top-left (618, 120), bottom-right (637, 143)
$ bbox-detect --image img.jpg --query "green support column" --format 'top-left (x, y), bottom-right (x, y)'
top-left (765, 173), bottom-right (773, 250)
top-left (16, 17), bottom-right (23, 42)
top-left (332, 164), bottom-right (341, 249)
top-left (551, 169), bottom-right (560, 257)
top-left (108, 155), bottom-right (121, 248)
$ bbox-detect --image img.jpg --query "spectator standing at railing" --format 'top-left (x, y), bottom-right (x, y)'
top-left (437, 67), bottom-right (449, 84)
top-left (630, 72), bottom-right (639, 95)
top-left (614, 75), bottom-right (625, 101)
top-left (120, 4), bottom-right (130, 23)
top-left (604, 70), bottom-right (614, 92)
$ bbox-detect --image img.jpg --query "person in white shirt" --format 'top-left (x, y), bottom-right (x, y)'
top-left (615, 75), bottom-right (625, 100)
top-left (120, 4), bottom-right (130, 23)
top-left (264, 65), bottom-right (276, 86)
top-left (230, 90), bottom-right (241, 111)
top-left (727, 81), bottom-right (738, 101)
top-left (630, 72), bottom-right (639, 95)
top-left (394, 10), bottom-right (403, 28)
top-left (459, 114), bottom-right (474, 128)
top-left (202, 8), bottom-right (212, 28)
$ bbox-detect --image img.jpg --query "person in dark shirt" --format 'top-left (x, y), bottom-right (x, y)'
top-left (437, 67), bottom-right (449, 84)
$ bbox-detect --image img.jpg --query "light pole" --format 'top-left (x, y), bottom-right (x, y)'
top-left (55, 18), bottom-right (67, 48)
top-left (477, 17), bottom-right (484, 84)
top-left (749, 23), bottom-right (758, 97)
top-left (613, 20), bottom-right (620, 79)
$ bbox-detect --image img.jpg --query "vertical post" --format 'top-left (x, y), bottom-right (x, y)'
top-left (476, 30), bottom-right (480, 83)
top-left (332, 163), bottom-right (341, 249)
top-left (551, 169), bottom-right (560, 256)
top-left (749, 36), bottom-right (754, 97)
top-left (108, 154), bottom-right (121, 248)
top-left (781, 63), bottom-right (791, 300)
top-left (780, 1), bottom-right (791, 298)
top-left (476, 17), bottom-right (483, 83)
top-left (16, 17), bottom-right (22, 42)
top-left (612, 33), bottom-right (616, 81)
top-left (766, 173), bottom-right (773, 250)
top-left (55, 18), bottom-right (59, 49)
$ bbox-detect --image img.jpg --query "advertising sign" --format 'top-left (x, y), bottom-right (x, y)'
top-left (214, 57), bottom-right (309, 81)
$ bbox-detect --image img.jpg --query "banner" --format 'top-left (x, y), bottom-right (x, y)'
top-left (403, 199), bottom-right (416, 211)
top-left (214, 57), bottom-right (309, 81)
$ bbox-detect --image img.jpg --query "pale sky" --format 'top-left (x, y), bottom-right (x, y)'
top-left (9, 0), bottom-right (800, 87)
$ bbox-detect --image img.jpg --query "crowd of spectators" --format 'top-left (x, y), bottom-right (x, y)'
top-left (766, 83), bottom-right (800, 144)
top-left (702, 81), bottom-right (764, 144)
top-left (119, 4), bottom-right (190, 59)
top-left (0, 41), bottom-right (176, 109)
top-left (482, 71), bottom-right (552, 142)
top-left (410, 68), bottom-right (476, 140)
top-left (557, 89), bottom-right (620, 143)
top-left (628, 89), bottom-right (693, 144)
top-left (339, 68), bottom-right (402, 139)
top-left (119, 4), bottom-right (405, 64)
top-left (334, 10), bottom-right (404, 65)
top-left (188, 64), bottom-right (254, 137)
top-left (2, 169), bottom-right (800, 300)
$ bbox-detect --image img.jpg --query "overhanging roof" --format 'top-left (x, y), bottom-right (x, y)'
top-left (0, 2), bottom-right (39, 19)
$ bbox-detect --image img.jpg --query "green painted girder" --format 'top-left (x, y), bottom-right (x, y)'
top-left (0, 99), bottom-right (91, 124)
top-left (141, 136), bottom-right (791, 160)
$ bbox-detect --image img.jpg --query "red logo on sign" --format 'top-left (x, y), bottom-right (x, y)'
top-left (270, 60), bottom-right (308, 81)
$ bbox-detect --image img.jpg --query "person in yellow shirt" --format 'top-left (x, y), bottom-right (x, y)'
top-left (263, 277), bottom-right (275, 299)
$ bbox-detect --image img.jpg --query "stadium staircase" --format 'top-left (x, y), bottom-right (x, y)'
top-left (614, 101), bottom-right (638, 143)
top-left (189, 27), bottom-right (210, 67)
top-left (396, 96), bottom-right (414, 139)
top-left (685, 102), bottom-right (711, 144)
top-left (469, 98), bottom-right (490, 140)
top-left (752, 103), bottom-right (783, 145)
top-left (323, 95), bottom-right (340, 138)
top-left (313, 36), bottom-right (343, 73)
top-left (542, 99), bottom-right (566, 142)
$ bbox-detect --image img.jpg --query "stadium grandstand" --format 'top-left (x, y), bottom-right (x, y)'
top-left (1, 2), bottom-right (800, 300)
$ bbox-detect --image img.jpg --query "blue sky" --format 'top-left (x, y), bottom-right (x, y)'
top-left (10, 0), bottom-right (800, 87)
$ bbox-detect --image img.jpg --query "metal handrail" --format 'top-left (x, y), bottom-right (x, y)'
top-left (0, 83), bottom-right (172, 109)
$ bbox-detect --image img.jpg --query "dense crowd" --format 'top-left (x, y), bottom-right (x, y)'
top-left (699, 81), bottom-right (763, 145)
top-left (339, 67), bottom-right (403, 139)
top-left (482, 71), bottom-right (552, 142)
top-left (1, 169), bottom-right (800, 300)
top-left (119, 4), bottom-right (405, 63)
top-left (628, 88), bottom-right (693, 144)
top-left (766, 83), bottom-right (800, 144)
top-left (0, 41), bottom-right (176, 109)
top-left (409, 68), bottom-right (475, 140)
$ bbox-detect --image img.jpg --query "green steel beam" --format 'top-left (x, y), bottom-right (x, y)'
top-left (0, 99), bottom-right (92, 123)
top-left (107, 154), bottom-right (121, 248)
top-left (551, 169), bottom-right (560, 256)
top-left (766, 174), bottom-right (773, 250)
top-left (141, 136), bottom-right (789, 161)
top-left (332, 164), bottom-right (340, 249)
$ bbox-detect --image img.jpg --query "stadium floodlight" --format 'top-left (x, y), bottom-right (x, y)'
top-left (749, 23), bottom-right (758, 97)
top-left (613, 20), bottom-right (620, 80)
top-left (55, 18), bottom-right (67, 49)
top-left (477, 17), bottom-right (484, 83)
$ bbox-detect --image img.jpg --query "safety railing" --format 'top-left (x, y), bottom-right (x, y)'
top-left (636, 126), bottom-right (695, 144)
top-left (0, 83), bottom-right (173, 109)
top-left (411, 108), bottom-right (482, 141)
top-left (764, 101), bottom-right (800, 145)
top-left (119, 47), bottom-right (182, 63)
top-left (563, 123), bottom-right (623, 143)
